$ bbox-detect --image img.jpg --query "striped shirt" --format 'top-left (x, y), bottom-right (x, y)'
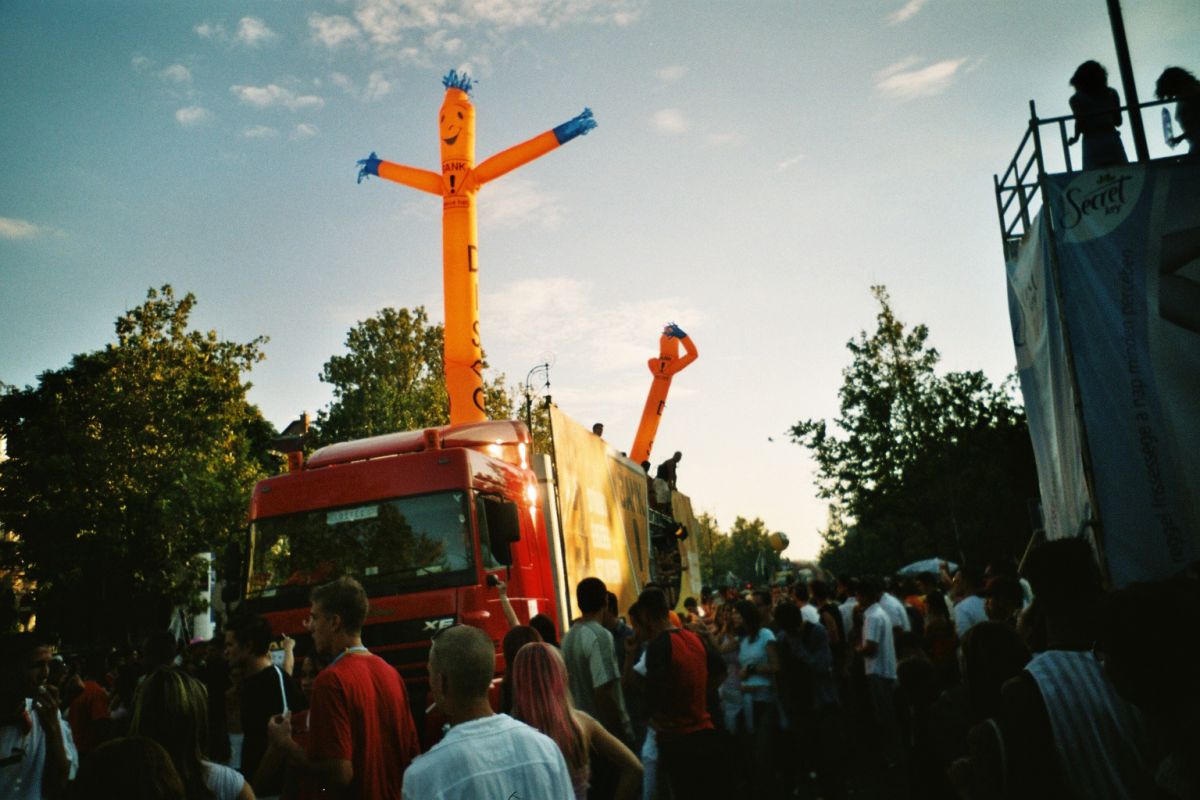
top-left (1025, 650), bottom-right (1155, 799)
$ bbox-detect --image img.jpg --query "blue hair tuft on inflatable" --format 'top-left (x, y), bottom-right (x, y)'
top-left (442, 69), bottom-right (474, 94)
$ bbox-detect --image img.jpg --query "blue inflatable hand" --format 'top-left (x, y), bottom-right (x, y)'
top-left (357, 152), bottom-right (381, 184)
top-left (552, 108), bottom-right (597, 145)
top-left (664, 322), bottom-right (687, 339)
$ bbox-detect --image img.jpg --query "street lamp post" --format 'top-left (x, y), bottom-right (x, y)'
top-left (524, 362), bottom-right (550, 434)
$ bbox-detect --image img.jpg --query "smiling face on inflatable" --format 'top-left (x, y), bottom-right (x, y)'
top-left (439, 88), bottom-right (475, 166)
top-left (439, 88), bottom-right (475, 202)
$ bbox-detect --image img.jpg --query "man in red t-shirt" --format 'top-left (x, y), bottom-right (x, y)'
top-left (267, 577), bottom-right (420, 798)
top-left (66, 653), bottom-right (111, 758)
top-left (626, 587), bottom-right (732, 798)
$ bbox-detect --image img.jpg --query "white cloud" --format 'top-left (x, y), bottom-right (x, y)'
top-left (395, 46), bottom-right (423, 63)
top-left (131, 55), bottom-right (152, 71)
top-left (656, 65), bottom-right (687, 83)
top-left (243, 125), bottom-right (279, 139)
top-left (887, 0), bottom-right (928, 25)
top-left (175, 106), bottom-right (211, 127)
top-left (875, 56), bottom-right (920, 81)
top-left (468, 2), bottom-right (549, 29)
top-left (194, 21), bottom-right (225, 39)
top-left (874, 57), bottom-right (968, 100)
top-left (479, 177), bottom-right (562, 230)
top-left (231, 84), bottom-right (325, 111)
top-left (484, 277), bottom-right (702, 376)
top-left (363, 71), bottom-right (392, 102)
top-left (354, 1), bottom-right (422, 46)
top-left (652, 108), bottom-right (688, 134)
top-left (347, 0), bottom-right (641, 51)
top-left (332, 71), bottom-right (392, 102)
top-left (485, 277), bottom-right (591, 352)
top-left (0, 217), bottom-right (43, 240)
top-left (451, 55), bottom-right (489, 81)
top-left (612, 9), bottom-right (639, 26)
top-left (425, 30), bottom-right (464, 55)
top-left (291, 123), bottom-right (320, 140)
top-left (236, 16), bottom-right (277, 46)
top-left (777, 153), bottom-right (805, 171)
top-left (309, 14), bottom-right (361, 48)
top-left (159, 64), bottom-right (192, 84)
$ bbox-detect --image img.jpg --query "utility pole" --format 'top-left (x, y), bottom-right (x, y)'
top-left (1106, 0), bottom-right (1149, 161)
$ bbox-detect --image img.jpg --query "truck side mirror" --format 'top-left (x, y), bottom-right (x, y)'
top-left (486, 500), bottom-right (521, 544)
top-left (479, 496), bottom-right (521, 566)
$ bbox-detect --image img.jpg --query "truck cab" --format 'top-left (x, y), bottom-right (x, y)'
top-left (239, 420), bottom-right (553, 723)
top-left (233, 411), bottom-right (705, 735)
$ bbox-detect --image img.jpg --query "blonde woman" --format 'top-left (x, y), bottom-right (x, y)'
top-left (131, 667), bottom-right (254, 800)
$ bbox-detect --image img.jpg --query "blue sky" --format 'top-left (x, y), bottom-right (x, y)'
top-left (1, 0), bottom-right (1195, 560)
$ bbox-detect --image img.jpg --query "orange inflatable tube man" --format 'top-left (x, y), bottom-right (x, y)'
top-left (630, 323), bottom-right (699, 466)
top-left (357, 70), bottom-right (596, 424)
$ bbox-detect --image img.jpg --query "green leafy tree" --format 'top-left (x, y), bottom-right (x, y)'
top-left (313, 307), bottom-right (515, 446)
top-left (695, 514), bottom-right (783, 587)
top-left (0, 286), bottom-right (276, 644)
top-left (725, 517), bottom-right (785, 585)
top-left (694, 512), bottom-right (724, 586)
top-left (792, 286), bottom-right (1038, 576)
top-left (792, 286), bottom-right (943, 513)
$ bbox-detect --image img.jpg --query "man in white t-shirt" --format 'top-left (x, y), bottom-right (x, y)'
top-left (839, 595), bottom-right (858, 639)
top-left (562, 578), bottom-right (633, 744)
top-left (878, 587), bottom-right (912, 637)
top-left (1, 633), bottom-right (78, 800)
top-left (402, 625), bottom-right (573, 800)
top-left (951, 567), bottom-right (989, 638)
top-left (792, 583), bottom-right (822, 626)
top-left (855, 579), bottom-right (903, 767)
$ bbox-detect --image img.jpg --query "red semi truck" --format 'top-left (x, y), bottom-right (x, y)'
top-left (233, 407), bottom-right (704, 725)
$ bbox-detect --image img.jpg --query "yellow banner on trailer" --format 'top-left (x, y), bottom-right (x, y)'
top-left (669, 492), bottom-right (705, 610)
top-left (549, 406), bottom-right (651, 617)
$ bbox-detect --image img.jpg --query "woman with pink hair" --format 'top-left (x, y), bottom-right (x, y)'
top-left (510, 642), bottom-right (643, 800)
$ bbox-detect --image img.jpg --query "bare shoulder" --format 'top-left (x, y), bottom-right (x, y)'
top-left (573, 709), bottom-right (599, 738)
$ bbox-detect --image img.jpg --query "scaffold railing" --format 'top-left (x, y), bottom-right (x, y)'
top-left (993, 97), bottom-right (1178, 258)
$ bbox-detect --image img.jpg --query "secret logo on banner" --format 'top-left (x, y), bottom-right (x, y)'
top-left (1057, 167), bottom-right (1144, 243)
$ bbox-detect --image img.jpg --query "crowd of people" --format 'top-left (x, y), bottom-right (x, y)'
top-left (3, 543), bottom-right (1198, 799)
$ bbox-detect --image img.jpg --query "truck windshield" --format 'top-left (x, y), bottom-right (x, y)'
top-left (246, 491), bottom-right (474, 598)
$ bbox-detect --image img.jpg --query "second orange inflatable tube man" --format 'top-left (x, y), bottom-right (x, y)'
top-left (358, 70), bottom-right (596, 424)
top-left (630, 323), bottom-right (699, 466)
